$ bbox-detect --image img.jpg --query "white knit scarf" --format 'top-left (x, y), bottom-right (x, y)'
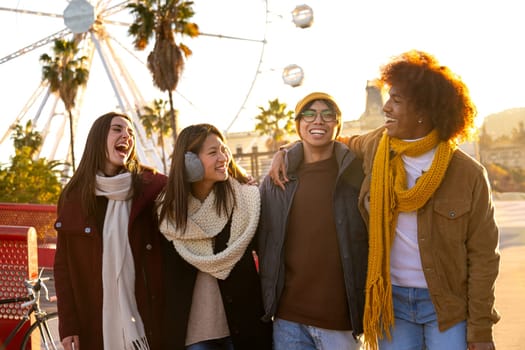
top-left (159, 178), bottom-right (260, 280)
top-left (96, 172), bottom-right (150, 350)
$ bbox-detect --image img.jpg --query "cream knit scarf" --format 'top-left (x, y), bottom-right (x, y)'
top-left (159, 178), bottom-right (260, 280)
top-left (363, 129), bottom-right (455, 349)
top-left (96, 172), bottom-right (150, 350)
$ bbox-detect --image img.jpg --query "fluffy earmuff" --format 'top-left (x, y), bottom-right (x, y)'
top-left (184, 152), bottom-right (204, 182)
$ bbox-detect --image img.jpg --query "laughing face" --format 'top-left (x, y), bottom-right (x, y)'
top-left (298, 100), bottom-right (340, 148)
top-left (104, 116), bottom-right (135, 175)
top-left (383, 85), bottom-right (432, 140)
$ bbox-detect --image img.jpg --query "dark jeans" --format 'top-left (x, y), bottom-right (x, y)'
top-left (186, 337), bottom-right (235, 350)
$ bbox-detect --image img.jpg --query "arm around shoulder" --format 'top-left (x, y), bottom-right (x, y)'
top-left (336, 127), bottom-right (385, 159)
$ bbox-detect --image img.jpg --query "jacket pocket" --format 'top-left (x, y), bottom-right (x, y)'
top-left (432, 199), bottom-right (470, 242)
top-left (55, 219), bottom-right (97, 240)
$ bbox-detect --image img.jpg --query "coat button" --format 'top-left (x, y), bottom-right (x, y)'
top-left (84, 227), bottom-right (91, 234)
top-left (449, 210), bottom-right (456, 218)
top-left (146, 244), bottom-right (152, 250)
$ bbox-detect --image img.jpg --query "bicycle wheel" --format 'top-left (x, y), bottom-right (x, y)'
top-left (20, 312), bottom-right (63, 350)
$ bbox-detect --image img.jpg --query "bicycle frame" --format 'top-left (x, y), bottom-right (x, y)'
top-left (0, 272), bottom-right (61, 350)
top-left (1, 301), bottom-right (35, 348)
top-left (20, 311), bottom-right (60, 350)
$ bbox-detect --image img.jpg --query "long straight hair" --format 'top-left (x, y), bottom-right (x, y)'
top-left (58, 112), bottom-right (143, 218)
top-left (157, 123), bottom-right (249, 233)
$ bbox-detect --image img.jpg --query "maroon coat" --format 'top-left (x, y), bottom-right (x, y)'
top-left (53, 170), bottom-right (167, 350)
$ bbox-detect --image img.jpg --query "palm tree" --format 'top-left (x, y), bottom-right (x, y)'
top-left (254, 98), bottom-right (295, 151)
top-left (127, 0), bottom-right (199, 146)
top-left (40, 38), bottom-right (89, 172)
top-left (12, 120), bottom-right (42, 152)
top-left (138, 98), bottom-right (173, 172)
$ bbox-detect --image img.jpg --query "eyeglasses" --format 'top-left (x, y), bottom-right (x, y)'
top-left (299, 109), bottom-right (337, 123)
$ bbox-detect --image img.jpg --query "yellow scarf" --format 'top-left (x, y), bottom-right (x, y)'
top-left (363, 129), bottom-right (455, 349)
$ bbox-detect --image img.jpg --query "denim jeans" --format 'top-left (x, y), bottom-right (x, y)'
top-left (378, 285), bottom-right (467, 350)
top-left (273, 318), bottom-right (361, 350)
top-left (186, 337), bottom-right (235, 350)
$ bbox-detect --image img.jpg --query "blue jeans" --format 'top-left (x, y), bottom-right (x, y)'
top-left (186, 337), bottom-right (235, 350)
top-left (273, 318), bottom-right (361, 350)
top-left (379, 285), bottom-right (467, 350)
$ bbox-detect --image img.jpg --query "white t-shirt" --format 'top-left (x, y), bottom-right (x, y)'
top-left (390, 147), bottom-right (436, 288)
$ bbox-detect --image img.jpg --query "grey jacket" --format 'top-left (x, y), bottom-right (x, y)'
top-left (257, 141), bottom-right (368, 336)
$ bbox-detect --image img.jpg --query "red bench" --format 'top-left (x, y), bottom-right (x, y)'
top-left (0, 225), bottom-right (39, 349)
top-left (0, 203), bottom-right (56, 269)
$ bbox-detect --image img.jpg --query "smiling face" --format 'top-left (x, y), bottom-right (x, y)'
top-left (298, 100), bottom-right (339, 148)
top-left (383, 85), bottom-right (433, 140)
top-left (104, 116), bottom-right (135, 175)
top-left (197, 133), bottom-right (231, 186)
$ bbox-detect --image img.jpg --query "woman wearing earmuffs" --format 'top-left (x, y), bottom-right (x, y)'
top-left (157, 124), bottom-right (272, 350)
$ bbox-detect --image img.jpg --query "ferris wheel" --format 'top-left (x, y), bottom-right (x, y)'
top-left (0, 0), bottom-right (313, 172)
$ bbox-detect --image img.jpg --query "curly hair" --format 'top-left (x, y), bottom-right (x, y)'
top-left (379, 50), bottom-right (477, 144)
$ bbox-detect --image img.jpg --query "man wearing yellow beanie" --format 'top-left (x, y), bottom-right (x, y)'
top-left (257, 92), bottom-right (368, 349)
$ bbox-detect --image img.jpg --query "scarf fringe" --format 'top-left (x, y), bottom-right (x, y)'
top-left (130, 336), bottom-right (150, 350)
top-left (363, 276), bottom-right (394, 350)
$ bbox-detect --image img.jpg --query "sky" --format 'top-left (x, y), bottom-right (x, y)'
top-left (0, 0), bottom-right (524, 167)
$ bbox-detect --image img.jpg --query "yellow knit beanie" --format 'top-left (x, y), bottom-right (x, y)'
top-left (294, 92), bottom-right (342, 138)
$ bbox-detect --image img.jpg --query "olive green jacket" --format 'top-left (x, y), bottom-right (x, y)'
top-left (340, 127), bottom-right (501, 343)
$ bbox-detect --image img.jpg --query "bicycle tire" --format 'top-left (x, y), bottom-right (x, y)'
top-left (20, 311), bottom-right (63, 350)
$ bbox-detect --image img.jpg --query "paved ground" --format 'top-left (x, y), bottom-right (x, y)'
top-left (38, 200), bottom-right (525, 349)
top-left (492, 200), bottom-right (525, 350)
